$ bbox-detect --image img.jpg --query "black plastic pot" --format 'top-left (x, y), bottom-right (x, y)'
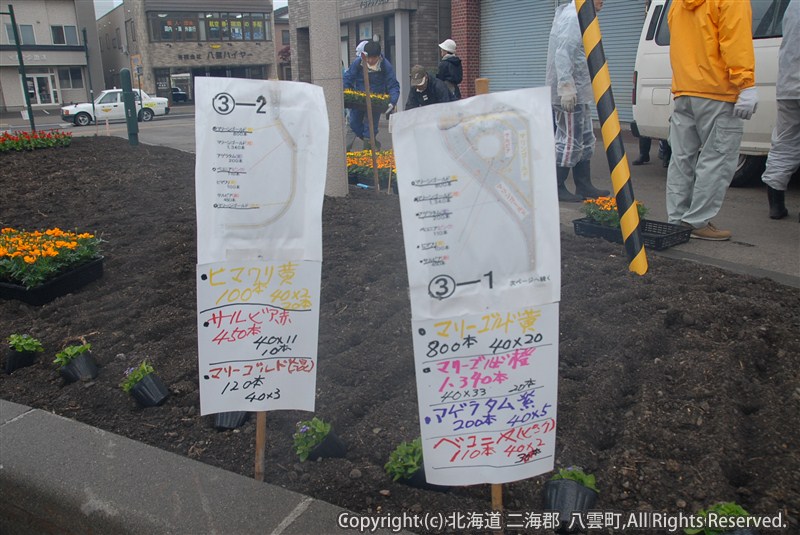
top-left (5, 349), bottom-right (38, 374)
top-left (543, 479), bottom-right (598, 533)
top-left (308, 430), bottom-right (348, 461)
top-left (59, 352), bottom-right (99, 383)
top-left (400, 464), bottom-right (450, 493)
top-left (130, 374), bottom-right (170, 407)
top-left (213, 411), bottom-right (250, 430)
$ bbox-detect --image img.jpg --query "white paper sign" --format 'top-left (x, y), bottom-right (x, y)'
top-left (195, 77), bottom-right (327, 265)
top-left (393, 87), bottom-right (560, 485)
top-left (196, 260), bottom-right (321, 415)
top-left (393, 87), bottom-right (560, 319)
top-left (194, 78), bottom-right (328, 415)
top-left (412, 302), bottom-right (558, 485)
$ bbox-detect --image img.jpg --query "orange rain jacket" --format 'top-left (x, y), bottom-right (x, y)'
top-left (668, 0), bottom-right (755, 103)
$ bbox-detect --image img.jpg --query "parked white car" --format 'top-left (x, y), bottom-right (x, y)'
top-left (61, 88), bottom-right (170, 127)
top-left (632, 0), bottom-right (788, 186)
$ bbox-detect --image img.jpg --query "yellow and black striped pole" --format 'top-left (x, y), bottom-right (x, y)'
top-left (575, 0), bottom-right (648, 275)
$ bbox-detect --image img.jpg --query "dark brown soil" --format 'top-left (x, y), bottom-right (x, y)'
top-left (1, 137), bottom-right (799, 533)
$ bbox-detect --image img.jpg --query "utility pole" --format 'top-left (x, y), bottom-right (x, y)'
top-left (4, 4), bottom-right (35, 131)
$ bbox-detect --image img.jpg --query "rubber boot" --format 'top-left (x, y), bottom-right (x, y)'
top-left (767, 186), bottom-right (788, 220)
top-left (573, 160), bottom-right (609, 199)
top-left (556, 166), bottom-right (582, 202)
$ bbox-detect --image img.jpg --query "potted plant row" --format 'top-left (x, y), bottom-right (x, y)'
top-left (54, 342), bottom-right (98, 383)
top-left (572, 196), bottom-right (691, 250)
top-left (6, 333), bottom-right (43, 374)
top-left (213, 411), bottom-right (250, 430)
top-left (293, 416), bottom-right (347, 462)
top-left (543, 466), bottom-right (599, 534)
top-left (0, 227), bottom-right (103, 305)
top-left (120, 360), bottom-right (170, 408)
top-left (346, 149), bottom-right (398, 192)
top-left (685, 502), bottom-right (760, 535)
top-left (343, 88), bottom-right (390, 113)
top-left (384, 437), bottom-right (449, 492)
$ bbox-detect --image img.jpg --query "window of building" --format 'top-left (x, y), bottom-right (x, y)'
top-left (229, 13), bottom-right (243, 40)
top-left (146, 11), bottom-right (270, 42)
top-left (148, 12), bottom-right (199, 42)
top-left (203, 12), bottom-right (221, 40)
top-left (116, 27), bottom-right (122, 49)
top-left (197, 12), bottom-right (269, 41)
top-left (58, 67), bottom-right (84, 89)
top-left (6, 23), bottom-right (35, 45)
top-left (282, 29), bottom-right (290, 45)
top-left (357, 21), bottom-right (372, 41)
top-left (51, 25), bottom-right (79, 45)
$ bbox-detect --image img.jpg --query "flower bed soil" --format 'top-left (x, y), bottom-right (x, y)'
top-left (1, 137), bottom-right (799, 533)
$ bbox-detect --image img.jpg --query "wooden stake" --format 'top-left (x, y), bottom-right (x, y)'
top-left (254, 411), bottom-right (267, 481)
top-left (360, 54), bottom-right (381, 191)
top-left (491, 483), bottom-right (504, 534)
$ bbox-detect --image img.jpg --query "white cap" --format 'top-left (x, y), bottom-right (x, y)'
top-left (355, 40), bottom-right (369, 56)
top-left (439, 39), bottom-right (456, 54)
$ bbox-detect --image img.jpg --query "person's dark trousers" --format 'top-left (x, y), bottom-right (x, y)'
top-left (659, 139), bottom-right (672, 167)
top-left (573, 160), bottom-right (610, 199)
top-left (633, 137), bottom-right (651, 165)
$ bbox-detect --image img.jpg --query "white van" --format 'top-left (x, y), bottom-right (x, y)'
top-left (632, 0), bottom-right (789, 186)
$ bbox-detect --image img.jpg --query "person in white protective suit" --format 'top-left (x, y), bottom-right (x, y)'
top-left (545, 0), bottom-right (610, 202)
top-left (761, 0), bottom-right (800, 220)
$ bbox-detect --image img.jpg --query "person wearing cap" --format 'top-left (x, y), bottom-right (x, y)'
top-left (343, 41), bottom-right (401, 151)
top-left (405, 65), bottom-right (452, 110)
top-left (546, 0), bottom-right (610, 203)
top-left (436, 39), bottom-right (462, 100)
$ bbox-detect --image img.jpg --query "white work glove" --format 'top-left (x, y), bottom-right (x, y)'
top-left (733, 87), bottom-right (758, 120)
top-left (561, 94), bottom-right (577, 112)
top-left (384, 103), bottom-right (395, 120)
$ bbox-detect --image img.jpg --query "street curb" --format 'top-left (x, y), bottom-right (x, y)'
top-left (0, 400), bottom-right (406, 535)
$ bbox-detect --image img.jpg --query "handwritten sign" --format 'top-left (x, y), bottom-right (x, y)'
top-left (196, 260), bottom-right (320, 414)
top-left (392, 87), bottom-right (560, 486)
top-left (194, 77), bottom-right (328, 415)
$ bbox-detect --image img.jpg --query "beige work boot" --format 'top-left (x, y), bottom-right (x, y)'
top-left (690, 222), bottom-right (731, 241)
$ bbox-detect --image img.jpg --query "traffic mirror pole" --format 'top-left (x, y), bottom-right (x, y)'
top-left (120, 68), bottom-right (139, 146)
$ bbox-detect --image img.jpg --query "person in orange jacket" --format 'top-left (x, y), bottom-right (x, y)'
top-left (666, 0), bottom-right (757, 241)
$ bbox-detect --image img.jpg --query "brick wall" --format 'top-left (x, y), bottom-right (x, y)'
top-left (451, 0), bottom-right (480, 98)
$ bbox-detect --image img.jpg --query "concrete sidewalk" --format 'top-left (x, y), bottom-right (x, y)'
top-left (0, 400), bottom-right (407, 535)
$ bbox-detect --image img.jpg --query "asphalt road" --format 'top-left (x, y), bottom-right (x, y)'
top-left (6, 104), bottom-right (799, 287)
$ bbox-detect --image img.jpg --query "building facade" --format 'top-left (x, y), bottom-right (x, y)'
top-left (453, 0), bottom-right (646, 121)
top-left (290, 0), bottom-right (451, 110)
top-left (99, 0), bottom-right (276, 103)
top-left (0, 0), bottom-right (103, 112)
top-left (274, 5), bottom-right (290, 80)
